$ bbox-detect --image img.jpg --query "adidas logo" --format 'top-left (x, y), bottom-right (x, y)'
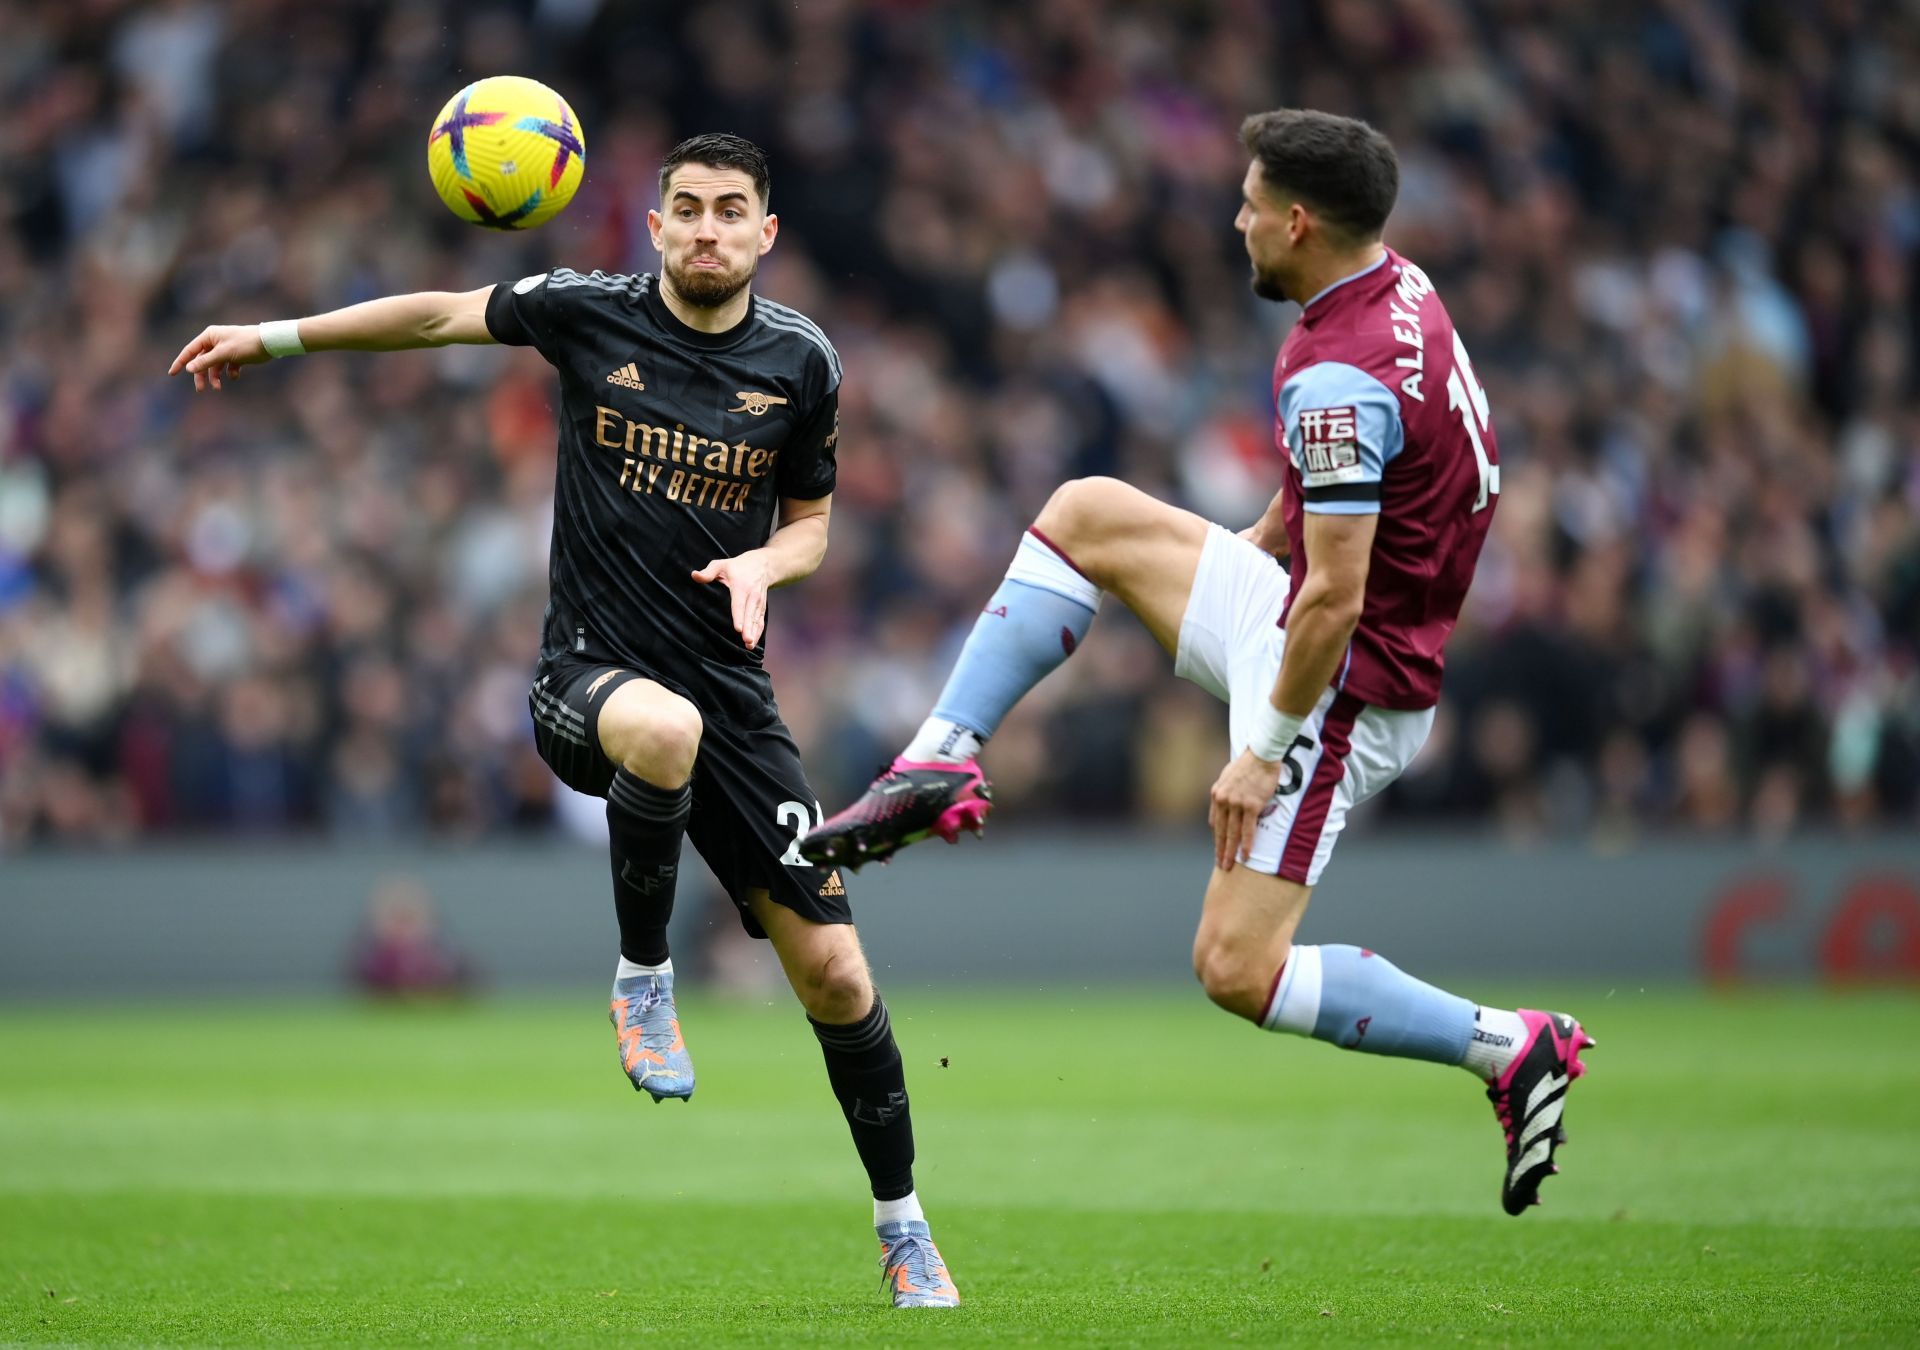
top-left (606, 362), bottom-right (645, 390)
top-left (817, 871), bottom-right (846, 898)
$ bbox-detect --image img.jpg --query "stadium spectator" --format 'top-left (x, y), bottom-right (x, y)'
top-left (348, 874), bottom-right (474, 998)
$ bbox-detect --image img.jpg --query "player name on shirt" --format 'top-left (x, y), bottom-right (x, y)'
top-left (1386, 262), bottom-right (1435, 401)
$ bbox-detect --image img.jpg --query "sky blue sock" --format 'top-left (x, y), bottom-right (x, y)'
top-left (1264, 944), bottom-right (1474, 1065)
top-left (926, 532), bottom-right (1099, 742)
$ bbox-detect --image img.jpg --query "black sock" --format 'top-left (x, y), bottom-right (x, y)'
top-left (810, 995), bottom-right (915, 1202)
top-left (606, 771), bottom-right (691, 966)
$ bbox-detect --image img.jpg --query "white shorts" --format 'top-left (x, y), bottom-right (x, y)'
top-left (1173, 524), bottom-right (1435, 886)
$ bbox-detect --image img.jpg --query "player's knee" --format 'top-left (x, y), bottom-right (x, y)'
top-left (796, 945), bottom-right (873, 1023)
top-left (1191, 934), bottom-right (1270, 1023)
top-left (1033, 477), bottom-right (1128, 570)
top-left (643, 705), bottom-right (703, 784)
top-left (609, 697), bottom-right (702, 786)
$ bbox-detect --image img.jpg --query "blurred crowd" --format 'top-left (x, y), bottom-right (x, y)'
top-left (2, 0), bottom-right (1917, 851)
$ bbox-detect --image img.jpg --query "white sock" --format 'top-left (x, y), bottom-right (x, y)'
top-left (1461, 1006), bottom-right (1530, 1080)
top-left (1261, 944), bottom-right (1322, 1032)
top-left (904, 718), bottom-right (983, 764)
top-left (874, 1190), bottom-right (925, 1229)
top-left (615, 956), bottom-right (672, 981)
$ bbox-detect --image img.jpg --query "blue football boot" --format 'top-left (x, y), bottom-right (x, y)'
top-left (877, 1220), bottom-right (960, 1308)
top-left (608, 969), bottom-right (694, 1103)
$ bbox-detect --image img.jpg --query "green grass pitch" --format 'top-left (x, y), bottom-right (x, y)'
top-left (3, 986), bottom-right (1917, 1345)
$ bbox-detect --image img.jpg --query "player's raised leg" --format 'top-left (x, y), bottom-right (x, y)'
top-left (1191, 862), bottom-right (1594, 1215)
top-left (595, 677), bottom-right (700, 1102)
top-left (747, 891), bottom-right (959, 1308)
top-left (801, 477), bottom-right (1210, 869)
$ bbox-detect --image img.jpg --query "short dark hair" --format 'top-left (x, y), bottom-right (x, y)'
top-left (1239, 109), bottom-right (1398, 241)
top-left (659, 132), bottom-right (771, 209)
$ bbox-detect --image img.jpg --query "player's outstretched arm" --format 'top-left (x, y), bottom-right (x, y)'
top-left (167, 287), bottom-right (498, 392)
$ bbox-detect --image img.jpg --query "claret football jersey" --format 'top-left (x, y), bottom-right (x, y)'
top-left (1272, 248), bottom-right (1501, 710)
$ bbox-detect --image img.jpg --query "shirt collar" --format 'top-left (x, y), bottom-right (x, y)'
top-left (1300, 250), bottom-right (1390, 313)
top-left (644, 277), bottom-right (757, 351)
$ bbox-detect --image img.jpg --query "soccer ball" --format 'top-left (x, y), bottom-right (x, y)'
top-left (427, 76), bottom-right (585, 230)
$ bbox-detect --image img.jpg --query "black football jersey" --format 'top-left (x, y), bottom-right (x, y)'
top-left (486, 268), bottom-right (839, 698)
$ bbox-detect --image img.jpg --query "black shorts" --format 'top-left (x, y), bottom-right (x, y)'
top-left (528, 652), bottom-right (852, 938)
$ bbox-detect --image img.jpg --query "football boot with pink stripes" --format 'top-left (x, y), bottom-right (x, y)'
top-left (801, 758), bottom-right (993, 871)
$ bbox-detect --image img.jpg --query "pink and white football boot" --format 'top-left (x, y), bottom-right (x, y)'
top-left (1486, 1009), bottom-right (1595, 1215)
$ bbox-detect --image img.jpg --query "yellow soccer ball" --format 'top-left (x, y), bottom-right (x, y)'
top-left (427, 76), bottom-right (585, 230)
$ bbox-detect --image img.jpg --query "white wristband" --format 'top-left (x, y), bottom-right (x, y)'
top-left (1248, 699), bottom-right (1306, 763)
top-left (258, 319), bottom-right (305, 358)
